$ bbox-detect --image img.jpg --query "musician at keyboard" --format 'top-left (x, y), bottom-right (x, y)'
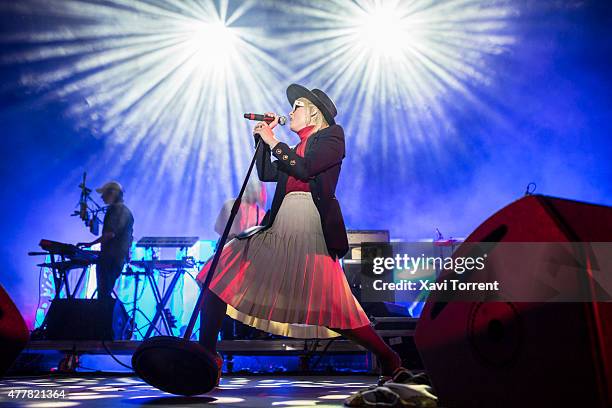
top-left (77, 181), bottom-right (134, 299)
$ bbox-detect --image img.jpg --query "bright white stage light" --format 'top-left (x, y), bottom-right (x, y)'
top-left (185, 21), bottom-right (237, 68)
top-left (282, 0), bottom-right (516, 164)
top-left (354, 3), bottom-right (405, 59)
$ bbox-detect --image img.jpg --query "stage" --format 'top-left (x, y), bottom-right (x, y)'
top-left (0, 374), bottom-right (379, 407)
top-left (12, 338), bottom-right (388, 375)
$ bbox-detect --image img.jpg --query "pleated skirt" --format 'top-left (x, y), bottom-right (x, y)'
top-left (196, 191), bottom-right (370, 338)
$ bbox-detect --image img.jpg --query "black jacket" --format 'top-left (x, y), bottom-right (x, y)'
top-left (254, 124), bottom-right (349, 259)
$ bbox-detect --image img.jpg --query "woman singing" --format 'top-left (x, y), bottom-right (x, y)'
top-left (197, 84), bottom-right (402, 381)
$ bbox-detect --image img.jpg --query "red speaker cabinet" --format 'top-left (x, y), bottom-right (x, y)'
top-left (0, 284), bottom-right (29, 376)
top-left (415, 195), bottom-right (612, 407)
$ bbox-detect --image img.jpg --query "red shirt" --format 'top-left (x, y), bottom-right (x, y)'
top-left (285, 125), bottom-right (315, 193)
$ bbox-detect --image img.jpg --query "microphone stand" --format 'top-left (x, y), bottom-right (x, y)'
top-left (131, 137), bottom-right (264, 396)
top-left (183, 137), bottom-right (262, 339)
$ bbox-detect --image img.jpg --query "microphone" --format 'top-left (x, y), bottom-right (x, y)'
top-left (244, 113), bottom-right (287, 126)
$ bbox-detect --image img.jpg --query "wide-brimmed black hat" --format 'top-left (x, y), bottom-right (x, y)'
top-left (286, 84), bottom-right (337, 126)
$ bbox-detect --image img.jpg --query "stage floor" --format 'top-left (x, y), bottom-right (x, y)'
top-left (0, 374), bottom-right (378, 407)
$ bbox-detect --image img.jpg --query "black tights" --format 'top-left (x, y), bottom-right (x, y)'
top-left (198, 289), bottom-right (227, 354)
top-left (198, 290), bottom-right (401, 375)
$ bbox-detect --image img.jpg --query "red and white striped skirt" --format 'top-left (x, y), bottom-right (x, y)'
top-left (197, 191), bottom-right (370, 338)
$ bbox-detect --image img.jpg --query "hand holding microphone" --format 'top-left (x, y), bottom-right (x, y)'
top-left (248, 112), bottom-right (281, 148)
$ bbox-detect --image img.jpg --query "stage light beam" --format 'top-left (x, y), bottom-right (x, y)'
top-left (279, 0), bottom-right (516, 166)
top-left (186, 21), bottom-right (237, 68)
top-left (355, 4), bottom-right (406, 59)
top-left (1, 0), bottom-right (291, 234)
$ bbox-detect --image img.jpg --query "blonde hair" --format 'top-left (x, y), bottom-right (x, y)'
top-left (297, 97), bottom-right (329, 133)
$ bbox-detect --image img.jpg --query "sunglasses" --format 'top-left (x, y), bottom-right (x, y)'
top-left (291, 100), bottom-right (305, 112)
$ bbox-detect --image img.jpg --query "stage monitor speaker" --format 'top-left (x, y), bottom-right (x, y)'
top-left (45, 298), bottom-right (130, 341)
top-left (344, 230), bottom-right (394, 305)
top-left (0, 284), bottom-right (29, 377)
top-left (415, 195), bottom-right (612, 408)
